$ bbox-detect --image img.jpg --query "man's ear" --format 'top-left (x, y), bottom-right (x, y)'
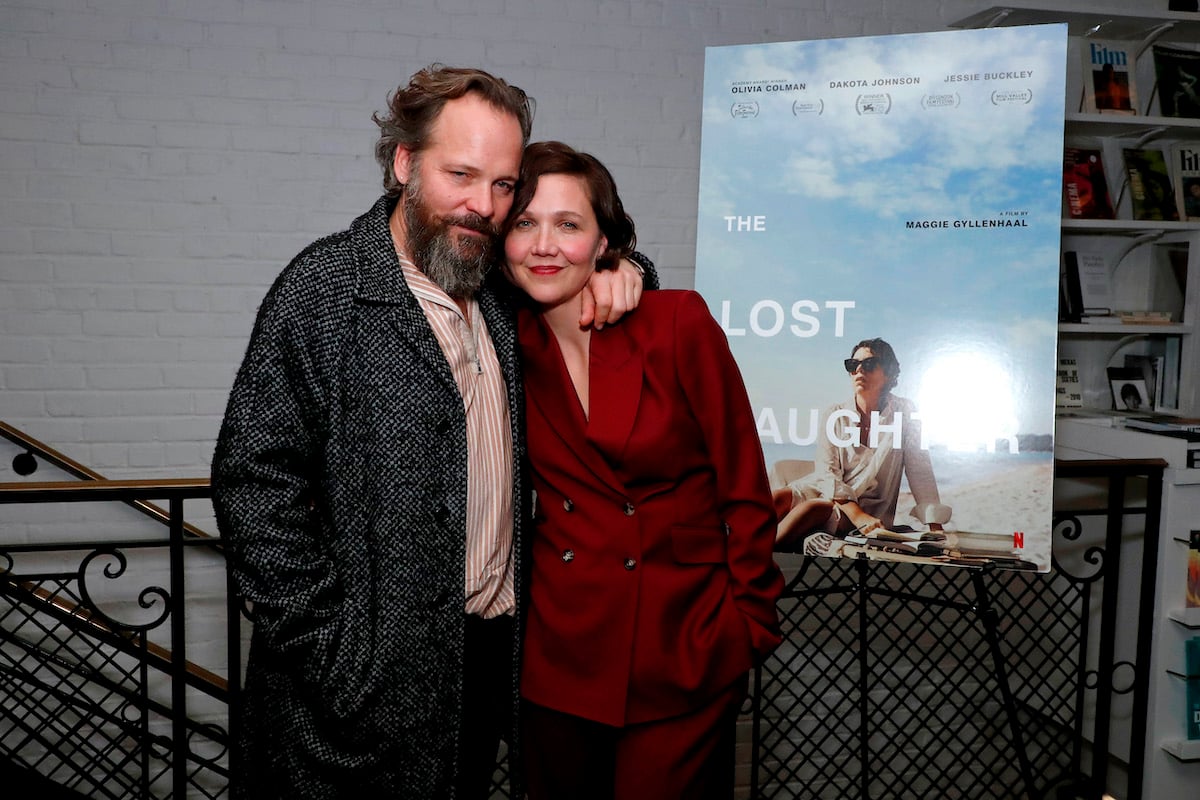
top-left (393, 146), bottom-right (414, 186)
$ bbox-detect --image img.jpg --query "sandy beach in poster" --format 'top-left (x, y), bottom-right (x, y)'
top-left (765, 446), bottom-right (1055, 571)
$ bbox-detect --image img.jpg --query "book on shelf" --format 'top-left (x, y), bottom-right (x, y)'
top-left (1123, 148), bottom-right (1179, 221)
top-left (1117, 310), bottom-right (1174, 325)
top-left (1123, 415), bottom-right (1200, 434)
top-left (1061, 251), bottom-right (1112, 321)
top-left (1188, 636), bottom-right (1200, 740)
top-left (1081, 39), bottom-right (1138, 115)
top-left (1188, 530), bottom-right (1200, 609)
top-left (1163, 336), bottom-right (1182, 410)
top-left (1124, 354), bottom-right (1165, 410)
top-left (1152, 44), bottom-right (1200, 119)
top-left (1056, 357), bottom-right (1082, 408)
top-left (1171, 143), bottom-right (1200, 221)
top-left (1063, 146), bottom-right (1114, 219)
top-left (1060, 252), bottom-right (1084, 322)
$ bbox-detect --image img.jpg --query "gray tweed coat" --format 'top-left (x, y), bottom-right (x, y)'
top-left (212, 195), bottom-right (527, 799)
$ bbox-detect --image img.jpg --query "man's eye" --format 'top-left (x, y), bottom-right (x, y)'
top-left (496, 181), bottom-right (514, 193)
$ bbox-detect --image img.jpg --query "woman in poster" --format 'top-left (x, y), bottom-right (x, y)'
top-left (774, 338), bottom-right (949, 555)
top-left (503, 140), bottom-right (783, 799)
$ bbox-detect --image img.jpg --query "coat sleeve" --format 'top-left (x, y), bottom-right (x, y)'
top-left (672, 291), bottom-right (783, 660)
top-left (211, 261), bottom-right (369, 722)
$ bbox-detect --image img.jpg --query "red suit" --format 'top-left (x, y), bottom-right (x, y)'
top-left (518, 289), bottom-right (784, 729)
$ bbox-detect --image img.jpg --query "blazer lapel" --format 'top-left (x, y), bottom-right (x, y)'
top-left (586, 323), bottom-right (642, 469)
top-left (518, 311), bottom-right (629, 493)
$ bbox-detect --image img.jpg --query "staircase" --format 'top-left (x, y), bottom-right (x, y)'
top-left (0, 421), bottom-right (236, 799)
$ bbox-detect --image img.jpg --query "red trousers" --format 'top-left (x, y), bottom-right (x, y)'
top-left (521, 675), bottom-right (747, 800)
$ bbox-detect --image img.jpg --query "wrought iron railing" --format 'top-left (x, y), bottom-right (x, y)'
top-left (0, 478), bottom-right (236, 799)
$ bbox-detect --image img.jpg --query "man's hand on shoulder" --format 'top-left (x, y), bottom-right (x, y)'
top-left (579, 257), bottom-right (645, 330)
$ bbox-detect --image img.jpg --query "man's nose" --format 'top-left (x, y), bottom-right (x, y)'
top-left (465, 184), bottom-right (495, 220)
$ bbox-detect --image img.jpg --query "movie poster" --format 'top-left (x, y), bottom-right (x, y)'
top-left (695, 25), bottom-right (1067, 572)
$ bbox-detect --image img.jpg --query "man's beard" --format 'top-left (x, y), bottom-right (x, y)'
top-left (401, 175), bottom-right (498, 300)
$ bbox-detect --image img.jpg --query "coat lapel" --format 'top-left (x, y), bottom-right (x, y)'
top-left (349, 196), bottom-right (457, 394)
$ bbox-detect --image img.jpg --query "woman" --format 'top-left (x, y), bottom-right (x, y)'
top-left (503, 141), bottom-right (783, 800)
top-left (774, 338), bottom-right (947, 554)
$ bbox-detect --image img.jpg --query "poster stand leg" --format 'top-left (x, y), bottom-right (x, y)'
top-left (829, 556), bottom-right (1038, 799)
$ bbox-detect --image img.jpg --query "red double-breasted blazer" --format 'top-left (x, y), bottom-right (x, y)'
top-left (517, 290), bottom-right (784, 727)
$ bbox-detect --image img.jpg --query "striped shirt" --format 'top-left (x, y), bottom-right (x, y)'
top-left (398, 254), bottom-right (515, 619)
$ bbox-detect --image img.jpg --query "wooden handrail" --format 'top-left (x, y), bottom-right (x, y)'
top-left (0, 420), bottom-right (214, 538)
top-left (0, 477), bottom-right (210, 502)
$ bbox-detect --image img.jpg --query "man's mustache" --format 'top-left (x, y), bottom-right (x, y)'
top-left (444, 213), bottom-right (498, 238)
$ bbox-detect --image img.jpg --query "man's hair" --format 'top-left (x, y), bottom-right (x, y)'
top-left (850, 337), bottom-right (901, 394)
top-left (372, 64), bottom-right (535, 197)
top-left (502, 140), bottom-right (636, 271)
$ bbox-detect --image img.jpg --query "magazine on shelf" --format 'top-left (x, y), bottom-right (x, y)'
top-left (1123, 354), bottom-right (1164, 410)
top-left (1056, 357), bottom-right (1083, 409)
top-left (1108, 366), bottom-right (1151, 412)
top-left (1152, 44), bottom-right (1200, 119)
top-left (1188, 530), bottom-right (1200, 608)
top-left (1081, 39), bottom-right (1138, 114)
top-left (1063, 146), bottom-right (1114, 219)
top-left (1075, 251), bottom-right (1112, 312)
top-left (1171, 142), bottom-right (1200, 221)
top-left (1124, 148), bottom-right (1179, 221)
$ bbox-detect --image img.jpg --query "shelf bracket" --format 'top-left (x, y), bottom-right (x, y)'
top-left (1134, 22), bottom-right (1177, 61)
top-left (980, 8), bottom-right (1013, 29)
top-left (1110, 231), bottom-right (1165, 277)
top-left (1104, 333), bottom-right (1150, 367)
top-left (1133, 126), bottom-right (1171, 148)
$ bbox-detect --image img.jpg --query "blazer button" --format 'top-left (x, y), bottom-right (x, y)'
top-left (563, 499), bottom-right (574, 512)
top-left (623, 502), bottom-right (635, 516)
top-left (623, 558), bottom-right (637, 571)
top-left (562, 549), bottom-right (575, 563)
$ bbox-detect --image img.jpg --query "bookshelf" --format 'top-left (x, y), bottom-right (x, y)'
top-left (957, 3), bottom-right (1200, 418)
top-left (953, 6), bottom-right (1200, 798)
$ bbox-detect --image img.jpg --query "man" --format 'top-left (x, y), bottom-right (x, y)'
top-left (211, 65), bottom-right (653, 799)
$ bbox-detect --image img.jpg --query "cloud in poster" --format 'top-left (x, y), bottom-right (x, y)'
top-left (700, 26), bottom-right (1067, 223)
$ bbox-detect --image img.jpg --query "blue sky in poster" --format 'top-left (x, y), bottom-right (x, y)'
top-left (695, 25), bottom-right (1067, 458)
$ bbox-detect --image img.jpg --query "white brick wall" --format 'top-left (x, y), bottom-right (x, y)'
top-left (0, 0), bottom-right (1109, 477)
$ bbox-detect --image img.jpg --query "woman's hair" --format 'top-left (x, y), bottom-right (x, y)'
top-left (504, 141), bottom-right (636, 270)
top-left (850, 337), bottom-right (901, 394)
top-left (372, 64), bottom-right (534, 197)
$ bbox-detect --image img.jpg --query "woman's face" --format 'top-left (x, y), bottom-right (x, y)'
top-left (847, 346), bottom-right (888, 400)
top-left (504, 173), bottom-right (607, 312)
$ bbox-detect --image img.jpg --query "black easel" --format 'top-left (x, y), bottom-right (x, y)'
top-left (790, 554), bottom-right (1038, 799)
